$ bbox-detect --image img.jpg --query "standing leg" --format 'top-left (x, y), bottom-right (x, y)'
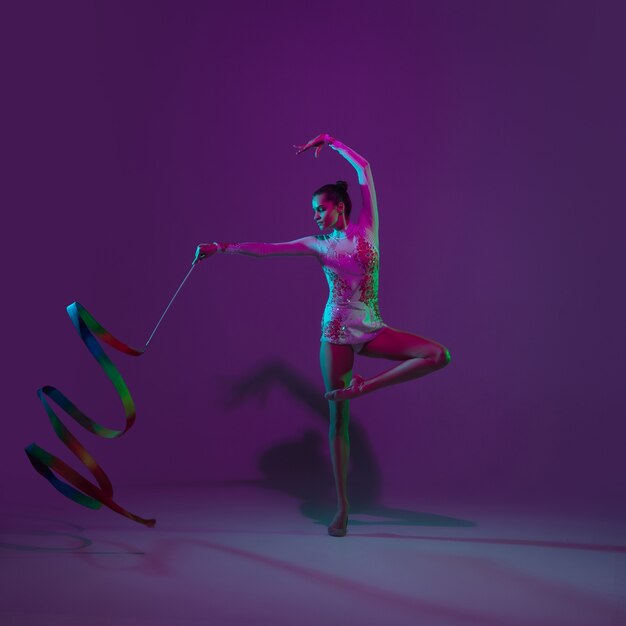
top-left (324, 327), bottom-right (451, 401)
top-left (320, 340), bottom-right (355, 537)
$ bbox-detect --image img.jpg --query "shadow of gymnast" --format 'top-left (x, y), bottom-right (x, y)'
top-left (213, 358), bottom-right (474, 530)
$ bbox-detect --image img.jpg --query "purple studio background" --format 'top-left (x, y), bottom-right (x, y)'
top-left (2, 0), bottom-right (625, 520)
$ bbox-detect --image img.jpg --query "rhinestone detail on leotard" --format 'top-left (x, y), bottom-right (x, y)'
top-left (355, 236), bottom-right (383, 322)
top-left (316, 227), bottom-right (385, 344)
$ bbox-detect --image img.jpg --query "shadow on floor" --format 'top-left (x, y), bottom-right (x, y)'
top-left (0, 515), bottom-right (145, 554)
top-left (215, 358), bottom-right (474, 529)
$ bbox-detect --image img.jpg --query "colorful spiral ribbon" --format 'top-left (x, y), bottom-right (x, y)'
top-left (25, 262), bottom-right (200, 526)
top-left (25, 302), bottom-right (156, 526)
top-left (25, 264), bottom-right (197, 526)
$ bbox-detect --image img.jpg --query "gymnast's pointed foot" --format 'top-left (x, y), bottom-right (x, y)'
top-left (327, 508), bottom-right (349, 537)
top-left (324, 374), bottom-right (368, 401)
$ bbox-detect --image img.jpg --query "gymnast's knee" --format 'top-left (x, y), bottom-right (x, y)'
top-left (329, 404), bottom-right (350, 428)
top-left (329, 415), bottom-right (350, 438)
top-left (435, 346), bottom-right (452, 368)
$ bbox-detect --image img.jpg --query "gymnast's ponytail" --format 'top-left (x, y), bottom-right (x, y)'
top-left (312, 181), bottom-right (352, 218)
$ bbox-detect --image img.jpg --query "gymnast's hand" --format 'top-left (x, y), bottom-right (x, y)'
top-left (294, 133), bottom-right (335, 159)
top-left (193, 242), bottom-right (219, 265)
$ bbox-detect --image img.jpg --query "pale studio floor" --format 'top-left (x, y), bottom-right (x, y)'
top-left (2, 483), bottom-right (625, 626)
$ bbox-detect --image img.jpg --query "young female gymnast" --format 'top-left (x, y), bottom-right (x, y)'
top-left (194, 134), bottom-right (451, 537)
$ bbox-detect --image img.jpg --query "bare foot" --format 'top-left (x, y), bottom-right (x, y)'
top-left (324, 374), bottom-right (368, 401)
top-left (328, 508), bottom-right (349, 537)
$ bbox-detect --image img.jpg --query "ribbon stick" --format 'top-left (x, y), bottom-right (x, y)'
top-left (25, 263), bottom-right (198, 527)
top-left (145, 263), bottom-right (196, 348)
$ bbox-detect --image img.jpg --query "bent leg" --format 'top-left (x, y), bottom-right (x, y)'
top-left (325, 327), bottom-right (451, 400)
top-left (320, 340), bottom-right (354, 536)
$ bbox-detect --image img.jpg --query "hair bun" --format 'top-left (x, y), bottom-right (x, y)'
top-left (336, 180), bottom-right (348, 190)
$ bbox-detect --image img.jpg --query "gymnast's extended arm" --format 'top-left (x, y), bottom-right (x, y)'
top-left (294, 133), bottom-right (379, 236)
top-left (193, 237), bottom-right (318, 263)
top-left (329, 138), bottom-right (378, 236)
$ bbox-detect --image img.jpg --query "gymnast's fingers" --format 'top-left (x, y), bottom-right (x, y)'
top-left (193, 246), bottom-right (206, 264)
top-left (294, 134), bottom-right (324, 154)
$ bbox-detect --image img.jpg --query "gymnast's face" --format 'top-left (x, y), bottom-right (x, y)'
top-left (312, 194), bottom-right (345, 231)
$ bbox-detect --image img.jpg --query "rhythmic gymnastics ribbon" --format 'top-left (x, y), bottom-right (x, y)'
top-left (25, 262), bottom-right (199, 527)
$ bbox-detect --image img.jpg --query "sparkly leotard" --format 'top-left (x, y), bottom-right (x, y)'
top-left (315, 223), bottom-right (386, 349)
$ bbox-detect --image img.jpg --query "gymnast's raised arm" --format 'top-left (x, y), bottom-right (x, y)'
top-left (295, 134), bottom-right (379, 238)
top-left (193, 236), bottom-right (318, 264)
